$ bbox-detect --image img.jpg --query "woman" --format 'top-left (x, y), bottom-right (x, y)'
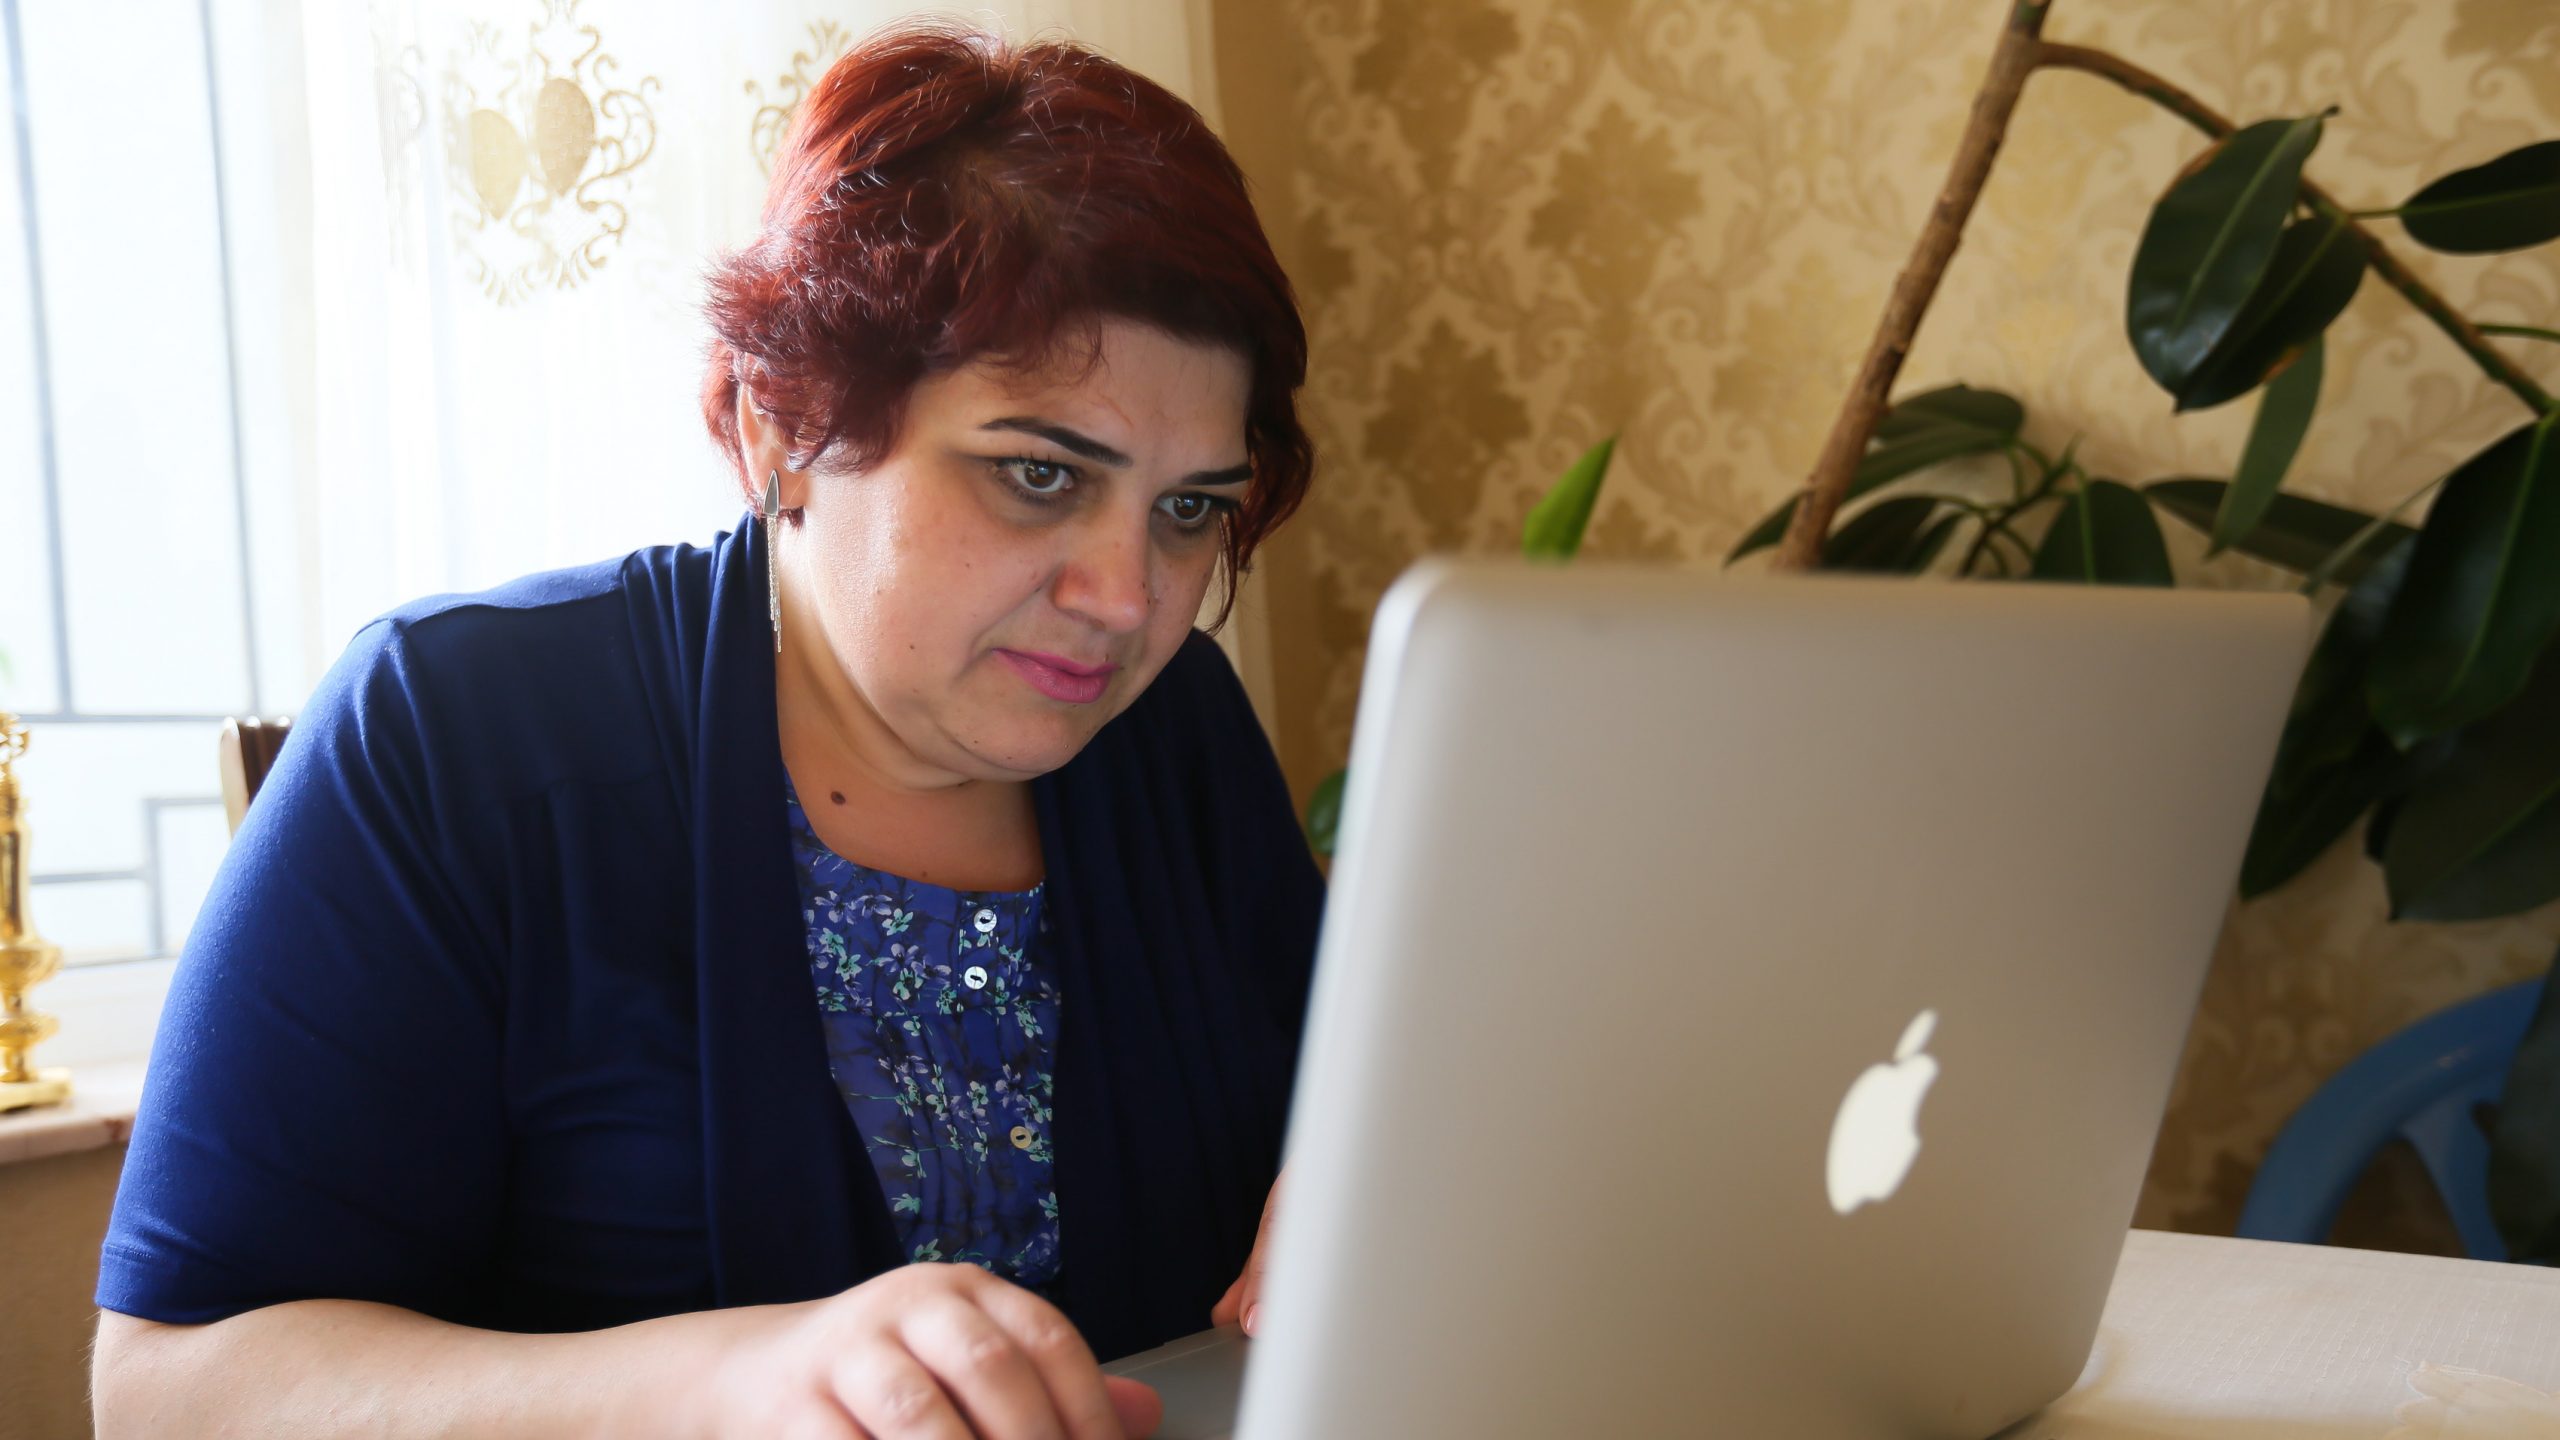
top-left (92, 23), bottom-right (1318, 1439)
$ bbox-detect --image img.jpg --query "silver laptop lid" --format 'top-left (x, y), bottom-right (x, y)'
top-left (1238, 561), bottom-right (2310, 1439)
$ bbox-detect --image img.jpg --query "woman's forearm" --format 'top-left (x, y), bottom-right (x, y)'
top-left (92, 1297), bottom-right (787, 1440)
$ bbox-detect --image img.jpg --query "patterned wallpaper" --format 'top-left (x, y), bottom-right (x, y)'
top-left (1214, 0), bottom-right (2560, 1238)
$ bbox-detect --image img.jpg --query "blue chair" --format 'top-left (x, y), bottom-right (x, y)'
top-left (2237, 979), bottom-right (2544, 1261)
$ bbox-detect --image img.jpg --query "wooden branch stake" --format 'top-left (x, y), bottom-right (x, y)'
top-left (1776, 9), bottom-right (2559, 574)
top-left (1772, 1), bottom-right (2053, 571)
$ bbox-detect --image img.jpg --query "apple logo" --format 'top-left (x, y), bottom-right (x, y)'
top-left (1826, 1009), bottom-right (1942, 1217)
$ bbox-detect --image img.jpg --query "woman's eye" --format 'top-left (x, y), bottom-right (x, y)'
top-left (997, 458), bottom-right (1076, 496)
top-left (1158, 493), bottom-right (1237, 530)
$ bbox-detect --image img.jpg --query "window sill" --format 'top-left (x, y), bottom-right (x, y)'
top-left (0, 1057), bottom-right (145, 1167)
top-left (0, 957), bottom-right (168, 1167)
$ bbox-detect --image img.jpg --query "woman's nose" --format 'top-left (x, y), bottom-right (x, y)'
top-left (1052, 515), bottom-right (1154, 634)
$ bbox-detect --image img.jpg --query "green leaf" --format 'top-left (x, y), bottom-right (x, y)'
top-left (2127, 113), bottom-right (2330, 397)
top-left (2176, 213), bottom-right (2365, 413)
top-left (1822, 496), bottom-right (1942, 571)
top-left (2286, 538), bottom-right (2413, 776)
top-left (2145, 477), bottom-right (2416, 583)
top-left (2211, 337), bottom-right (2325, 554)
top-left (2368, 416), bottom-right (2560, 744)
top-left (1305, 767), bottom-right (1346, 858)
top-left (2363, 793), bottom-right (2402, 864)
top-left (2240, 729), bottom-right (2404, 897)
top-left (2489, 967), bottom-right (2560, 1264)
top-left (1727, 420), bottom-right (2014, 564)
top-left (1729, 499), bottom-right (1801, 566)
top-left (2394, 763), bottom-right (2560, 921)
top-left (2383, 642), bottom-right (2560, 921)
top-left (1870, 384), bottom-right (2025, 445)
top-left (2031, 480), bottom-right (2175, 586)
top-left (2399, 140), bottom-right (2560, 255)
top-left (1520, 435), bottom-right (1618, 562)
top-left (1903, 511), bottom-right (1965, 573)
top-left (2238, 542), bottom-right (2415, 897)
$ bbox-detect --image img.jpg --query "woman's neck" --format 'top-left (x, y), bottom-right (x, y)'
top-left (773, 615), bottom-right (1042, 890)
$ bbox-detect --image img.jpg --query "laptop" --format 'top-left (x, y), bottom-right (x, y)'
top-left (1107, 559), bottom-right (2312, 1438)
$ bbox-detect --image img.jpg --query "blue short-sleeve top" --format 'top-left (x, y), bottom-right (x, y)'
top-left (95, 517), bottom-right (1324, 1361)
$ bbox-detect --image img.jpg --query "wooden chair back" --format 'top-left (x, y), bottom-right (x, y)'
top-left (219, 716), bottom-right (294, 834)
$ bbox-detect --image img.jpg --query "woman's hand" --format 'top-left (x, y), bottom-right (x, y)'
top-left (1208, 1169), bottom-right (1283, 1339)
top-left (92, 1268), bottom-right (1155, 1440)
top-left (697, 1263), bottom-right (1161, 1438)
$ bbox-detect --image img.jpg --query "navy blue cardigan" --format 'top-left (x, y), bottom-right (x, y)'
top-left (99, 517), bottom-right (1324, 1362)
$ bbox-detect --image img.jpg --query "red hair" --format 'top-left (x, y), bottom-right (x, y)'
top-left (701, 22), bottom-right (1311, 622)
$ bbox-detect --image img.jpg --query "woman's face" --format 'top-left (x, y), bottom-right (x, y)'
top-left (754, 317), bottom-right (1253, 788)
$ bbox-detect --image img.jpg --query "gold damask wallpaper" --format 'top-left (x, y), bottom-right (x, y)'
top-left (1213, 0), bottom-right (2560, 1239)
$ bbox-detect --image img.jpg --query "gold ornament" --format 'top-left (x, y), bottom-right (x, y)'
top-left (0, 713), bottom-right (70, 1113)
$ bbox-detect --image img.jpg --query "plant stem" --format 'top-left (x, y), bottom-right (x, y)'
top-left (2036, 40), bottom-right (2556, 418)
top-left (1955, 464), bottom-right (2066, 577)
top-left (1980, 488), bottom-right (2059, 571)
top-left (1987, 515), bottom-right (2039, 568)
top-left (1998, 523), bottom-right (2039, 566)
top-left (1960, 518), bottom-right (2010, 577)
top-left (1941, 493), bottom-right (2046, 559)
top-left (2483, 323), bottom-right (2560, 346)
top-left (1772, 0), bottom-right (2054, 570)
top-left (2003, 446), bottom-right (2032, 500)
top-left (2296, 471), bottom-right (2443, 595)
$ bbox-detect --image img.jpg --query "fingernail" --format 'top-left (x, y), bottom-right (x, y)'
top-left (1243, 1303), bottom-right (1259, 1336)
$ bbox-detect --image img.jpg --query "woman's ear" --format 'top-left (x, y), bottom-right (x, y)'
top-left (734, 385), bottom-right (810, 511)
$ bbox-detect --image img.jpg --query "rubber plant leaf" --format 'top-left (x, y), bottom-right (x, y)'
top-left (2144, 478), bottom-right (2415, 584)
top-left (2236, 542), bottom-right (2413, 897)
top-left (1821, 496), bottom-right (1942, 572)
top-left (2126, 113), bottom-right (2329, 397)
top-left (2031, 480), bottom-right (2175, 587)
top-left (2211, 337), bottom-right (2326, 555)
top-left (2383, 642), bottom-right (2560, 922)
top-left (2175, 212), bottom-right (2364, 413)
top-left (2367, 417), bottom-right (2560, 745)
top-left (2399, 140), bottom-right (2560, 254)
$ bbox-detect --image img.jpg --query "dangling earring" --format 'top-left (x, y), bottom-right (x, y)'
top-left (761, 469), bottom-right (784, 655)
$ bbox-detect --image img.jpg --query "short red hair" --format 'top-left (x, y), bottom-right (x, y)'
top-left (701, 23), bottom-right (1311, 621)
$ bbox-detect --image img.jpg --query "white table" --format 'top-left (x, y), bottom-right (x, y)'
top-left (1121, 1229), bottom-right (2560, 1438)
top-left (2027, 1230), bottom-right (2560, 1438)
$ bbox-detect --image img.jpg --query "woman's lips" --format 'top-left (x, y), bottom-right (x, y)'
top-left (995, 649), bottom-right (1117, 704)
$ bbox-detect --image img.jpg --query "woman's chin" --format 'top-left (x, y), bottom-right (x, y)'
top-left (954, 710), bottom-right (1109, 780)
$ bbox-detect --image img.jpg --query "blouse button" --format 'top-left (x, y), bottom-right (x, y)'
top-left (973, 908), bottom-right (998, 934)
top-left (1010, 1125), bottom-right (1035, 1151)
top-left (963, 965), bottom-right (989, 990)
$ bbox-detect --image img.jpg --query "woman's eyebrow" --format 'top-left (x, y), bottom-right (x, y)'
top-left (983, 417), bottom-right (1130, 465)
top-left (982, 416), bottom-right (1253, 486)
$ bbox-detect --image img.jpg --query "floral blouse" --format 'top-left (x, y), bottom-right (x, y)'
top-left (786, 777), bottom-right (1063, 1288)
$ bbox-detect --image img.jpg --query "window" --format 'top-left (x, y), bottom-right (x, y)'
top-left (3, 2), bottom-right (293, 1065)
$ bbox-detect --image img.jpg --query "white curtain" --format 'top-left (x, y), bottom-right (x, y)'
top-left (277, 0), bottom-right (1266, 713)
top-left (11, 1), bottom-right (1257, 1061)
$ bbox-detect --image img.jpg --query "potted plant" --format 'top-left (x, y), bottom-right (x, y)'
top-left (1749, 2), bottom-right (2560, 1261)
